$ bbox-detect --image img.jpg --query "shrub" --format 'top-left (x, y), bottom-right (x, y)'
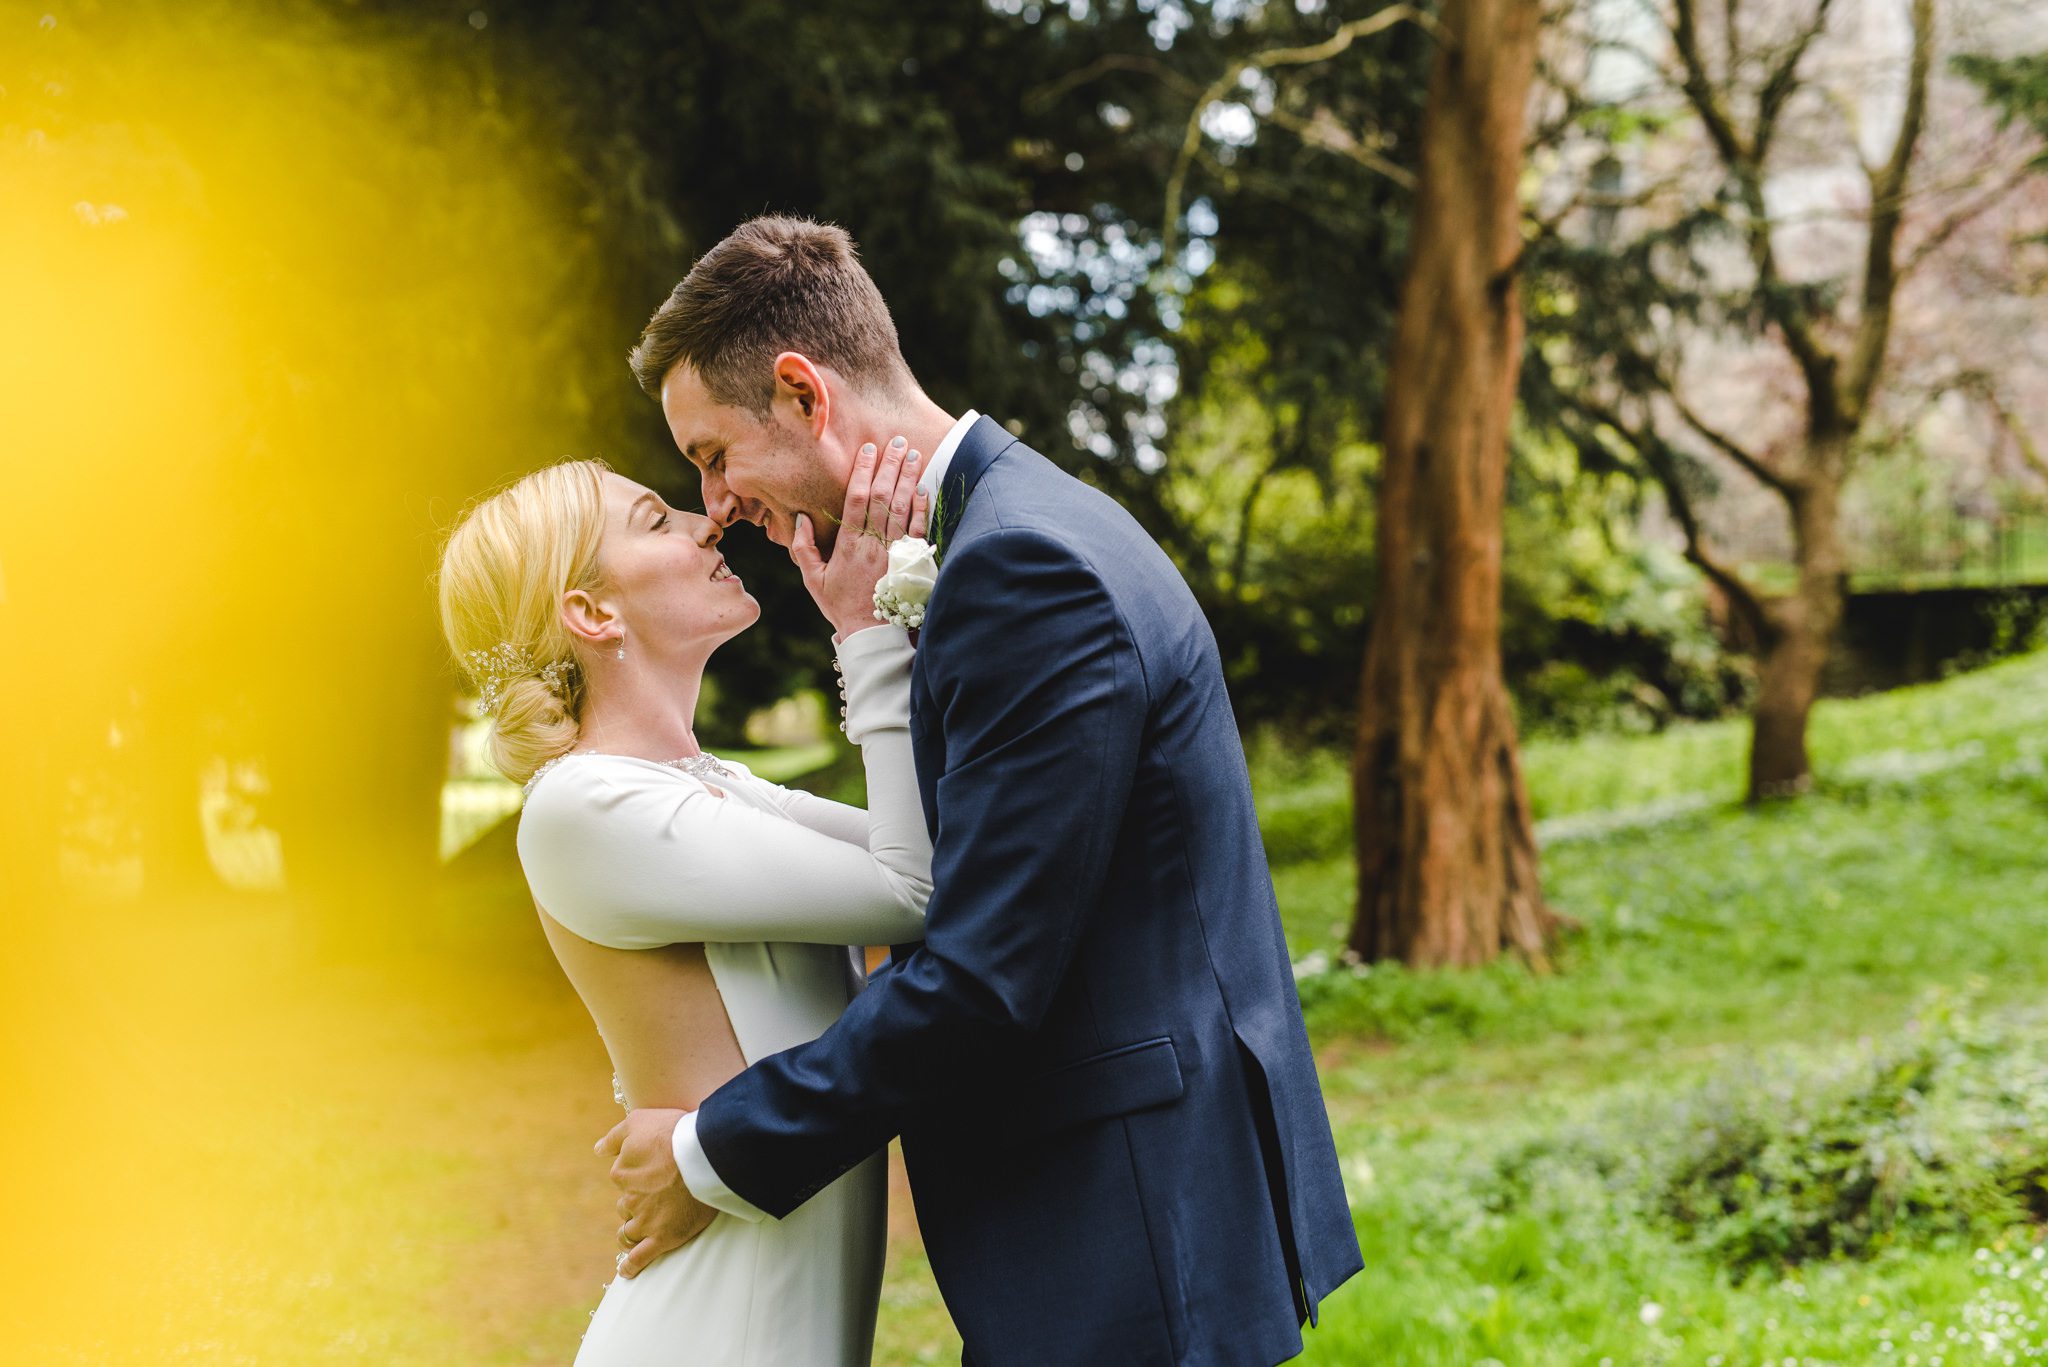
top-left (1479, 995), bottom-right (2048, 1279)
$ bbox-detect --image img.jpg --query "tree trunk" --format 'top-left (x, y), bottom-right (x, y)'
top-left (1348, 0), bottom-right (1560, 968)
top-left (1748, 454), bottom-right (1849, 800)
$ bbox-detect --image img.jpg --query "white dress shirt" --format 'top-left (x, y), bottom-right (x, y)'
top-left (673, 408), bottom-right (979, 1223)
top-left (916, 408), bottom-right (980, 505)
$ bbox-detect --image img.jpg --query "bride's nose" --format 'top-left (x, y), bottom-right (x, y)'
top-left (689, 513), bottom-right (723, 548)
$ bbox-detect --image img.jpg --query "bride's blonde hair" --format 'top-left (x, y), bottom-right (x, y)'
top-left (436, 459), bottom-right (612, 784)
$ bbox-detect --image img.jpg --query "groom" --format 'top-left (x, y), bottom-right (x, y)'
top-left (602, 215), bottom-right (1361, 1364)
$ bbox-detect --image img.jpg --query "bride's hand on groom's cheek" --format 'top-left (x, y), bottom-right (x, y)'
top-left (596, 1108), bottom-right (715, 1278)
top-left (791, 434), bottom-right (927, 640)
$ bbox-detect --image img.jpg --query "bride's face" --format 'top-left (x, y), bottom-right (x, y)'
top-left (582, 472), bottom-right (759, 652)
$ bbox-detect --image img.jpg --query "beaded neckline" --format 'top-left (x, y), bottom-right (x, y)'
top-left (522, 750), bottom-right (735, 798)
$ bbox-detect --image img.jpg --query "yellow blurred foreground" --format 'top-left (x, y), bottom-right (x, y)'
top-left (0, 4), bottom-right (656, 1357)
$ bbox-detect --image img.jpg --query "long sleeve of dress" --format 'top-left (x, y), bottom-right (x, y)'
top-left (743, 626), bottom-right (930, 876)
top-left (514, 625), bottom-right (930, 951)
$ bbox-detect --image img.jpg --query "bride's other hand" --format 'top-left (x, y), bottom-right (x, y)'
top-left (791, 435), bottom-right (927, 639)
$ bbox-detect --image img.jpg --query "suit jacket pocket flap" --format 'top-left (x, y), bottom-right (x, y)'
top-left (1017, 1035), bottom-right (1184, 1140)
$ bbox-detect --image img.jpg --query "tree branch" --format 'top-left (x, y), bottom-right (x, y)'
top-left (1024, 53), bottom-right (1204, 113)
top-left (1753, 0), bottom-right (1836, 164)
top-left (1563, 390), bottom-right (1775, 641)
top-left (1947, 370), bottom-right (2048, 487)
top-left (1673, 0), bottom-right (1751, 168)
top-left (1259, 101), bottom-right (1415, 187)
top-left (1660, 381), bottom-right (1804, 494)
top-left (1671, 0), bottom-right (1838, 411)
top-left (1900, 158), bottom-right (2037, 280)
top-left (1515, 171), bottom-right (1685, 275)
top-left (1841, 0), bottom-right (1934, 420)
top-left (1162, 5), bottom-right (1432, 266)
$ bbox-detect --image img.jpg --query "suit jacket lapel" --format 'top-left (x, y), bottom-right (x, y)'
top-left (932, 415), bottom-right (1016, 556)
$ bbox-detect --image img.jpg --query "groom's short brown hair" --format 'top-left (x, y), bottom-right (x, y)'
top-left (629, 216), bottom-right (910, 413)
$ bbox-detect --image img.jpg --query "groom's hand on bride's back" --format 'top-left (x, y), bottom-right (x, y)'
top-left (596, 1108), bottom-right (714, 1278)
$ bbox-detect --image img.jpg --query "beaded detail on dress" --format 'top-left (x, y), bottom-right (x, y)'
top-left (522, 750), bottom-right (735, 799)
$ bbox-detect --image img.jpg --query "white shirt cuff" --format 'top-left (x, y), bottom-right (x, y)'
top-left (672, 1110), bottom-right (770, 1224)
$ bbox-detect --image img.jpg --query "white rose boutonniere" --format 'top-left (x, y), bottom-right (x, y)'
top-left (873, 535), bottom-right (940, 630)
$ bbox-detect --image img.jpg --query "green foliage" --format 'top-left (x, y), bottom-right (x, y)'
top-left (1957, 52), bottom-right (2048, 172)
top-left (1957, 52), bottom-right (2048, 249)
top-left (1975, 589), bottom-right (2048, 663)
top-left (326, 0), bottom-right (1223, 731)
top-left (1172, 650), bottom-right (2048, 1367)
top-left (1156, 365), bottom-right (1379, 728)
top-left (1274, 651), bottom-right (2048, 1050)
top-left (1166, 338), bottom-right (1753, 735)
top-left (1168, 0), bottom-right (1432, 452)
top-left (322, 0), bottom-right (1755, 736)
top-left (1309, 1045), bottom-right (2048, 1365)
top-left (1503, 437), bottom-right (1754, 737)
top-left (1484, 996), bottom-right (2048, 1277)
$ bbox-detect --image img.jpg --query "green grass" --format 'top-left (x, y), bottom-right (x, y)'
top-left (35, 657), bottom-right (2048, 1363)
top-left (1253, 650), bottom-right (2048, 1364)
top-left (874, 649), bottom-right (2048, 1364)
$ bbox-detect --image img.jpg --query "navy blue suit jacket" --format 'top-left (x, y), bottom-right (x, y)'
top-left (695, 417), bottom-right (1362, 1364)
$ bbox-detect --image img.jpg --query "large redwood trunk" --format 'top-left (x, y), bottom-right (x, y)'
top-left (1348, 0), bottom-right (1560, 968)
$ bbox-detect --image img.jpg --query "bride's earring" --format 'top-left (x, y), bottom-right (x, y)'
top-left (614, 627), bottom-right (626, 661)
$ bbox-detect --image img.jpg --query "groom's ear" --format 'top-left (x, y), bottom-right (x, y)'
top-left (772, 351), bottom-right (830, 439)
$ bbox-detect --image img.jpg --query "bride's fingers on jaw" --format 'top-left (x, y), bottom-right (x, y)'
top-left (789, 512), bottom-right (823, 575)
top-left (886, 455), bottom-right (918, 539)
top-left (911, 491), bottom-right (928, 538)
top-left (868, 438), bottom-right (908, 528)
top-left (870, 437), bottom-right (903, 489)
top-left (842, 443), bottom-right (878, 535)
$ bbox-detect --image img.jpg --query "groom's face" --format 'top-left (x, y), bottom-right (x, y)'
top-left (657, 359), bottom-right (852, 555)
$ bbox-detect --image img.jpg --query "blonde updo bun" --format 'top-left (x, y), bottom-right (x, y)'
top-left (436, 459), bottom-right (611, 785)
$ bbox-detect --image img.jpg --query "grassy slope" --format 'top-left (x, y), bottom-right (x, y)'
top-left (873, 651), bottom-right (2048, 1364)
top-left (44, 659), bottom-right (2041, 1363)
top-left (1281, 651), bottom-right (2048, 1364)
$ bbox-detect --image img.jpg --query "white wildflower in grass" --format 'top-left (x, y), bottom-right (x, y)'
top-left (1874, 1243), bottom-right (2048, 1364)
top-left (1290, 948), bottom-right (1331, 982)
top-left (1640, 1302), bottom-right (1664, 1327)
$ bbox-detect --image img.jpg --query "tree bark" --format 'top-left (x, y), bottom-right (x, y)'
top-left (1638, 0), bottom-right (1932, 804)
top-left (1349, 0), bottom-right (1560, 968)
top-left (1748, 455), bottom-right (1849, 799)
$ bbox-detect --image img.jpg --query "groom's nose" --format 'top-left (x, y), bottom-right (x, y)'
top-left (700, 472), bottom-right (740, 527)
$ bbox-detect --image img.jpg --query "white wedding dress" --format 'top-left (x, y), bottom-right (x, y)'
top-left (515, 625), bottom-right (931, 1366)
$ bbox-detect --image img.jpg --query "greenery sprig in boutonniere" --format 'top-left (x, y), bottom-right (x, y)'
top-left (871, 479), bottom-right (953, 630)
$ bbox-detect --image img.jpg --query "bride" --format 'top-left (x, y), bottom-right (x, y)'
top-left (435, 441), bottom-right (932, 1365)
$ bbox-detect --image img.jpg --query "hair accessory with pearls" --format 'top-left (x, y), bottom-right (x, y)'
top-left (463, 642), bottom-right (573, 713)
